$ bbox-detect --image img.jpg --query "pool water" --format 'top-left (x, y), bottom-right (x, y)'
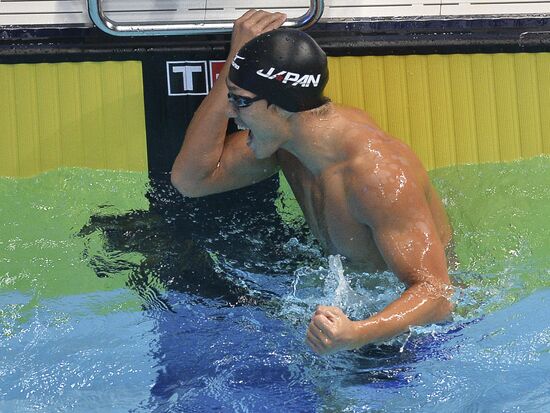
top-left (1, 156), bottom-right (549, 412)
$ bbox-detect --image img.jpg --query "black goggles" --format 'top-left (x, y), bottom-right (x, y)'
top-left (227, 92), bottom-right (264, 108)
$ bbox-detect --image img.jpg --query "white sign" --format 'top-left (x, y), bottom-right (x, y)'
top-left (166, 61), bottom-right (209, 96)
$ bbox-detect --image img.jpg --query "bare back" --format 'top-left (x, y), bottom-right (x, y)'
top-left (276, 105), bottom-right (452, 271)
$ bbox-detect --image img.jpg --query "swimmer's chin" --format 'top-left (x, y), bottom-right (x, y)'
top-left (247, 134), bottom-right (269, 159)
top-left (247, 135), bottom-right (260, 157)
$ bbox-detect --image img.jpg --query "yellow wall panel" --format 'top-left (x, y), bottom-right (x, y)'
top-left (448, 55), bottom-right (479, 165)
top-left (36, 64), bottom-right (62, 172)
top-left (325, 58), bottom-right (343, 104)
top-left (515, 54), bottom-right (543, 159)
top-left (101, 61), bottom-right (126, 170)
top-left (493, 54), bottom-right (521, 162)
top-left (326, 53), bottom-right (550, 169)
top-left (536, 55), bottom-right (550, 155)
top-left (339, 57), bottom-right (365, 110)
top-left (383, 56), bottom-right (411, 146)
top-left (405, 55), bottom-right (435, 170)
top-left (57, 64), bottom-right (84, 168)
top-left (123, 62), bottom-right (150, 171)
top-left (361, 56), bottom-right (388, 131)
top-left (0, 66), bottom-right (19, 175)
top-left (0, 61), bottom-right (147, 177)
top-left (3, 54), bottom-right (549, 176)
top-left (467, 55), bottom-right (500, 163)
top-left (14, 65), bottom-right (41, 176)
top-left (80, 63), bottom-right (106, 169)
top-left (427, 55), bottom-right (456, 168)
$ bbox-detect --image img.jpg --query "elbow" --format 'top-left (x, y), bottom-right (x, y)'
top-left (442, 281), bottom-right (455, 316)
top-left (438, 296), bottom-right (454, 321)
top-left (433, 288), bottom-right (454, 322)
top-left (417, 280), bottom-right (455, 322)
top-left (170, 169), bottom-right (205, 198)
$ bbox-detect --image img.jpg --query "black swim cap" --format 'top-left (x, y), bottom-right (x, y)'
top-left (228, 29), bottom-right (329, 113)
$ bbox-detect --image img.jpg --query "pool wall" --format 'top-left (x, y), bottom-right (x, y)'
top-left (325, 53), bottom-right (550, 170)
top-left (0, 61), bottom-right (148, 177)
top-left (1, 21), bottom-right (550, 177)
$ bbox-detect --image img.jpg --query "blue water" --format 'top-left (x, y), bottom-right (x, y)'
top-left (3, 284), bottom-right (550, 412)
top-left (1, 159), bottom-right (550, 412)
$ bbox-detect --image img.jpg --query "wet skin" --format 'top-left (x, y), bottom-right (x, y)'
top-left (225, 80), bottom-right (451, 266)
top-left (171, 9), bottom-right (454, 355)
top-left (275, 107), bottom-right (452, 272)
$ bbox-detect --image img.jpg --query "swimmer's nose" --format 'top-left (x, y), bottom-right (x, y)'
top-left (226, 101), bottom-right (238, 118)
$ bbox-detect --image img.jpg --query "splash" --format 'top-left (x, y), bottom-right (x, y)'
top-left (279, 248), bottom-right (404, 333)
top-left (327, 255), bottom-right (361, 310)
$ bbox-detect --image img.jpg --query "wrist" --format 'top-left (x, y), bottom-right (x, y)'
top-left (350, 319), bottom-right (378, 349)
top-left (349, 321), bottom-right (368, 350)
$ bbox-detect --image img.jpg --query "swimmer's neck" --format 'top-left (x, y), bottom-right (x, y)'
top-left (280, 104), bottom-right (349, 176)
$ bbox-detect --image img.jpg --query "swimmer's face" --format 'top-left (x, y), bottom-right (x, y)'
top-left (226, 80), bottom-right (265, 121)
top-left (226, 80), bottom-right (286, 159)
top-left (227, 92), bottom-right (263, 109)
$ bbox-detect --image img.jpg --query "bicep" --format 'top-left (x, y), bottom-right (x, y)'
top-left (373, 214), bottom-right (449, 287)
top-left (356, 182), bottom-right (449, 287)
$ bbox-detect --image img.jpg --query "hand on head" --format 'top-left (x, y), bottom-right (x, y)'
top-left (230, 10), bottom-right (287, 57)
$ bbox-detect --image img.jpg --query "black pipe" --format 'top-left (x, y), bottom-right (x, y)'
top-left (1, 17), bottom-right (550, 60)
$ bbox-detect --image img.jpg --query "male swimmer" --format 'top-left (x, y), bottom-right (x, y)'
top-left (171, 10), bottom-right (454, 355)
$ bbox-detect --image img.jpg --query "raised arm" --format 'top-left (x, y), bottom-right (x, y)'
top-left (307, 168), bottom-right (453, 354)
top-left (170, 10), bottom-right (286, 197)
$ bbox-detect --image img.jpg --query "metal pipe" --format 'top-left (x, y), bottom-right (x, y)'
top-left (88, 1), bottom-right (324, 36)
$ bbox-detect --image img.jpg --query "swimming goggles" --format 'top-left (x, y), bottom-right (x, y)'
top-left (227, 92), bottom-right (264, 108)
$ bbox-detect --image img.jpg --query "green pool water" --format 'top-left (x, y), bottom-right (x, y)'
top-left (0, 169), bottom-right (151, 330)
top-left (0, 155), bottom-right (549, 412)
top-left (1, 155), bottom-right (550, 322)
top-left (432, 156), bottom-right (550, 316)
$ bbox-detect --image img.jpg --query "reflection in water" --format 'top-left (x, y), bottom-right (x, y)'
top-left (78, 174), bottom-right (295, 309)
top-left (78, 173), bottom-right (433, 410)
top-left (2, 156), bottom-right (549, 412)
top-left (77, 174), bottom-right (327, 411)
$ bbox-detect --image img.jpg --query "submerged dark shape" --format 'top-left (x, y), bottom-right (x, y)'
top-left (77, 173), bottom-right (300, 309)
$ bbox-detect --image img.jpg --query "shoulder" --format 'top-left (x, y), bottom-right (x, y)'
top-left (344, 146), bottom-right (429, 226)
top-left (334, 104), bottom-right (380, 128)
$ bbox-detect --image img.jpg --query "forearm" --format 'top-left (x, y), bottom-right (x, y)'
top-left (353, 282), bottom-right (453, 347)
top-left (171, 11), bottom-right (286, 194)
top-left (171, 59), bottom-right (234, 191)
